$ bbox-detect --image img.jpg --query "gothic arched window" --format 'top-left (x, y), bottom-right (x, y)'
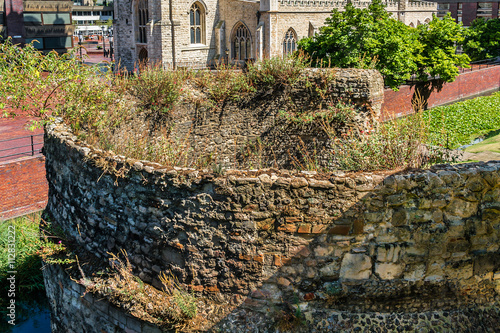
top-left (232, 23), bottom-right (252, 60)
top-left (283, 28), bottom-right (297, 56)
top-left (137, 0), bottom-right (148, 44)
top-left (190, 2), bottom-right (205, 44)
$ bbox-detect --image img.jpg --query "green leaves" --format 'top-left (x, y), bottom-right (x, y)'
top-left (298, 4), bottom-right (469, 90)
top-left (464, 17), bottom-right (500, 61)
top-left (423, 92), bottom-right (500, 148)
top-left (415, 14), bottom-right (470, 82)
top-left (0, 37), bottom-right (114, 129)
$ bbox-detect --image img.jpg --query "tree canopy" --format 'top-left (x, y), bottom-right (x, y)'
top-left (298, 0), bottom-right (470, 90)
top-left (463, 18), bottom-right (500, 61)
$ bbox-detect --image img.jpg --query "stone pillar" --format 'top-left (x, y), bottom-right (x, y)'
top-left (114, 0), bottom-right (135, 71)
top-left (256, 22), bottom-right (264, 61)
top-left (260, 0), bottom-right (278, 12)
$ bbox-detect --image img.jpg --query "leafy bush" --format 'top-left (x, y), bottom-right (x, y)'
top-left (423, 92), bottom-right (500, 148)
top-left (464, 18), bottom-right (500, 61)
top-left (298, 1), bottom-right (469, 90)
top-left (0, 37), bottom-right (121, 132)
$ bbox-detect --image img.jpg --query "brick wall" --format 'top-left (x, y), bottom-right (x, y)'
top-left (0, 156), bottom-right (48, 221)
top-left (382, 65), bottom-right (500, 119)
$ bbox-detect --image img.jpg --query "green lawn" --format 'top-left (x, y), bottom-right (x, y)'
top-left (465, 130), bottom-right (500, 153)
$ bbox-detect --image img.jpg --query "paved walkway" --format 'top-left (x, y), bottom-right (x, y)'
top-left (460, 150), bottom-right (500, 162)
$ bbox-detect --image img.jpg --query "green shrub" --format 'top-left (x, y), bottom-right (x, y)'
top-left (127, 64), bottom-right (191, 116)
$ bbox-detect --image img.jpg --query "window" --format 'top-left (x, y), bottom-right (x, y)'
top-left (437, 3), bottom-right (450, 17)
top-left (136, 0), bottom-right (148, 44)
top-left (190, 2), bottom-right (205, 44)
top-left (283, 28), bottom-right (297, 56)
top-left (477, 2), bottom-right (493, 18)
top-left (43, 13), bottom-right (72, 25)
top-left (45, 37), bottom-right (72, 49)
top-left (232, 23), bottom-right (252, 60)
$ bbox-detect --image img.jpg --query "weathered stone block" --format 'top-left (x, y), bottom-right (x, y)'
top-left (340, 253), bottom-right (372, 280)
top-left (375, 263), bottom-right (404, 280)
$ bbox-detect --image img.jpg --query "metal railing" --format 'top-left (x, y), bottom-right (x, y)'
top-left (459, 58), bottom-right (500, 73)
top-left (0, 134), bottom-right (44, 161)
top-left (384, 58), bottom-right (500, 88)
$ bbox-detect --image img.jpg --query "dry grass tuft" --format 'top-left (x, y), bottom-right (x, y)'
top-left (84, 251), bottom-right (201, 330)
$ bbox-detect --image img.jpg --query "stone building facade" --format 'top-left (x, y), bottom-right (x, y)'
top-left (113, 0), bottom-right (437, 70)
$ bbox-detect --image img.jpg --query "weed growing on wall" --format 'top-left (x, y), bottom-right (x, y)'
top-left (84, 251), bottom-right (199, 329)
top-left (0, 39), bottom-right (461, 172)
top-left (194, 64), bottom-right (254, 106)
top-left (246, 52), bottom-right (309, 89)
top-left (126, 63), bottom-right (192, 117)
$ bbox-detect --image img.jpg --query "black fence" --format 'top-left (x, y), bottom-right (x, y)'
top-left (459, 58), bottom-right (500, 73)
top-left (384, 58), bottom-right (500, 88)
top-left (0, 134), bottom-right (44, 162)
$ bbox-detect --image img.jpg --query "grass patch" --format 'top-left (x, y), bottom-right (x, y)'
top-left (0, 211), bottom-right (76, 315)
top-left (0, 212), bottom-right (45, 301)
top-left (423, 92), bottom-right (500, 149)
top-left (465, 131), bottom-right (500, 153)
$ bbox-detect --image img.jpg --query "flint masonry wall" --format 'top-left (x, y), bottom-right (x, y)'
top-left (171, 68), bottom-right (385, 168)
top-left (43, 118), bottom-right (500, 331)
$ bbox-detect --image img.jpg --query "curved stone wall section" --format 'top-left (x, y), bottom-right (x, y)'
top-left (44, 261), bottom-right (500, 332)
top-left (44, 120), bottom-right (500, 314)
top-left (43, 264), bottom-right (162, 333)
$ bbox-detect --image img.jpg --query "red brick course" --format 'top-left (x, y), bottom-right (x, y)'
top-left (382, 65), bottom-right (500, 119)
top-left (0, 156), bottom-right (48, 221)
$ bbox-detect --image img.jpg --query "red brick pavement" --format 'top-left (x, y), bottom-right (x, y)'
top-left (0, 156), bottom-right (48, 221)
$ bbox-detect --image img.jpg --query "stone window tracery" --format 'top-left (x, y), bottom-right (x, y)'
top-left (136, 0), bottom-right (148, 44)
top-left (190, 2), bottom-right (205, 44)
top-left (232, 23), bottom-right (252, 60)
top-left (283, 28), bottom-right (297, 56)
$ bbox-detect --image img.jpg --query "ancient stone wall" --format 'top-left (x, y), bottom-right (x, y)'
top-left (43, 264), bottom-right (162, 333)
top-left (170, 68), bottom-right (384, 168)
top-left (43, 118), bottom-right (500, 331)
